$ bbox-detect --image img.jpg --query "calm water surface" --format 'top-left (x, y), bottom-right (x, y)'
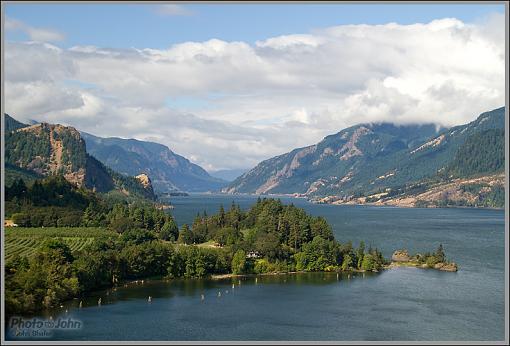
top-left (6, 194), bottom-right (505, 341)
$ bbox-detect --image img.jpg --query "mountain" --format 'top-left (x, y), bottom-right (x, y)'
top-left (224, 122), bottom-right (443, 195)
top-left (81, 132), bottom-right (227, 193)
top-left (209, 168), bottom-right (249, 182)
top-left (4, 119), bottom-right (155, 200)
top-left (4, 113), bottom-right (29, 132)
top-left (224, 107), bottom-right (505, 207)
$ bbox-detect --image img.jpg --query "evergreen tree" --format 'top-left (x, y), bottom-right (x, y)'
top-left (160, 220), bottom-right (179, 241)
top-left (310, 216), bottom-right (334, 240)
top-left (218, 205), bottom-right (226, 228)
top-left (356, 241), bottom-right (365, 269)
top-left (178, 224), bottom-right (194, 245)
top-left (435, 244), bottom-right (446, 263)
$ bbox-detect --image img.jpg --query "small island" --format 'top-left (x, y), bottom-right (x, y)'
top-left (387, 247), bottom-right (458, 272)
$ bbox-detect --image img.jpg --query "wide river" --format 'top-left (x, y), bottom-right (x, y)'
top-left (6, 194), bottom-right (506, 341)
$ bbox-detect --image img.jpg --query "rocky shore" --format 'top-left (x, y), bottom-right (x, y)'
top-left (387, 249), bottom-right (458, 272)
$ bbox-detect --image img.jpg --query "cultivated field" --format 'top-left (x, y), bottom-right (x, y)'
top-left (4, 227), bottom-right (116, 261)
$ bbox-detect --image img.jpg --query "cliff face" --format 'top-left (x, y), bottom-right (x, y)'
top-left (7, 123), bottom-right (89, 188)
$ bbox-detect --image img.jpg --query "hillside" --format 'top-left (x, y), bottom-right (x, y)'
top-left (81, 132), bottom-right (227, 193)
top-left (224, 107), bottom-right (505, 207)
top-left (4, 119), bottom-right (155, 200)
top-left (4, 113), bottom-right (29, 132)
top-left (446, 128), bottom-right (505, 177)
top-left (317, 173), bottom-right (505, 209)
top-left (224, 122), bottom-right (443, 195)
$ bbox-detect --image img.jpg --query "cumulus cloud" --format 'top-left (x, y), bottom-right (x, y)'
top-left (4, 16), bottom-right (505, 171)
top-left (5, 17), bottom-right (65, 42)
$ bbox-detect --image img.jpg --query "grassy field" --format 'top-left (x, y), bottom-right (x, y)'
top-left (174, 240), bottom-right (221, 249)
top-left (196, 240), bottom-right (220, 248)
top-left (4, 227), bottom-right (117, 261)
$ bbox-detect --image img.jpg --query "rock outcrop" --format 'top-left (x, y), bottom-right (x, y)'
top-left (387, 249), bottom-right (458, 273)
top-left (434, 262), bottom-right (458, 272)
top-left (391, 250), bottom-right (411, 262)
top-left (136, 173), bottom-right (155, 196)
top-left (136, 173), bottom-right (152, 189)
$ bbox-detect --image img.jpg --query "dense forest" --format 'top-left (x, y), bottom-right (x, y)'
top-left (5, 176), bottom-right (174, 229)
top-left (447, 129), bottom-right (505, 178)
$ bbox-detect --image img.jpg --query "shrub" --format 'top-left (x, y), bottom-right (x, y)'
top-left (231, 250), bottom-right (247, 275)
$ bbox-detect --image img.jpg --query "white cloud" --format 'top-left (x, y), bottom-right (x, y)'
top-left (5, 17), bottom-right (65, 42)
top-left (256, 34), bottom-right (325, 50)
top-left (5, 17), bottom-right (24, 30)
top-left (155, 4), bottom-right (194, 16)
top-left (4, 16), bottom-right (505, 171)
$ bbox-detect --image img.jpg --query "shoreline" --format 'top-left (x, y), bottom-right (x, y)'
top-left (325, 202), bottom-right (505, 211)
top-left (308, 198), bottom-right (504, 210)
top-left (211, 267), bottom-right (378, 280)
top-left (210, 192), bottom-right (503, 211)
top-left (4, 263), bottom-right (456, 318)
top-left (210, 261), bottom-right (457, 280)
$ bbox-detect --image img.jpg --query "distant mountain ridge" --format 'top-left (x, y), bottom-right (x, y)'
top-left (209, 169), bottom-right (249, 182)
top-left (224, 107), bottom-right (505, 208)
top-left (81, 132), bottom-right (227, 193)
top-left (224, 122), bottom-right (444, 195)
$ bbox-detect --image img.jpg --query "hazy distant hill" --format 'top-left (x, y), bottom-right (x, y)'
top-left (209, 168), bottom-right (248, 182)
top-left (81, 132), bottom-right (227, 193)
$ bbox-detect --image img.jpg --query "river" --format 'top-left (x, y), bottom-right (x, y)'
top-left (5, 194), bottom-right (506, 341)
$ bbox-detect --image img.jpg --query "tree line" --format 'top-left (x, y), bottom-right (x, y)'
top-left (5, 176), bottom-right (176, 232)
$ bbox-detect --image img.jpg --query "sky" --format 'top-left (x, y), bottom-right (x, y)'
top-left (3, 3), bottom-right (506, 172)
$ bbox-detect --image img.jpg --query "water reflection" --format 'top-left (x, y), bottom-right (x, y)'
top-left (13, 271), bottom-right (378, 322)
